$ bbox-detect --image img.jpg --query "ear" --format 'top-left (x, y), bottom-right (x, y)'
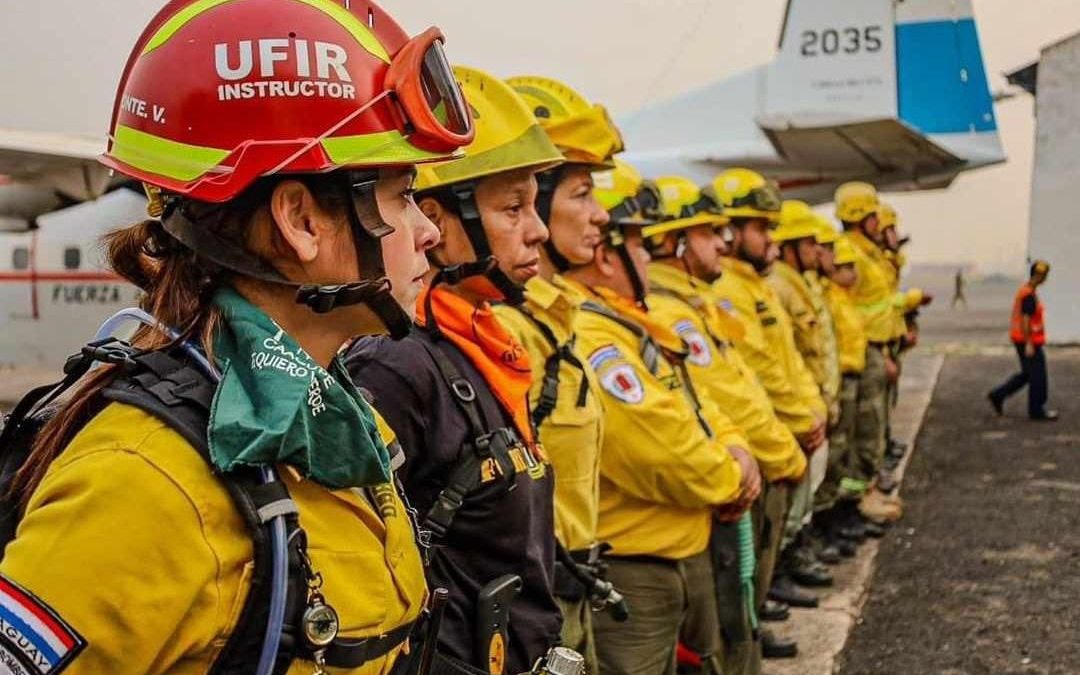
top-left (418, 196), bottom-right (446, 232)
top-left (595, 244), bottom-right (618, 278)
top-left (269, 180), bottom-right (321, 264)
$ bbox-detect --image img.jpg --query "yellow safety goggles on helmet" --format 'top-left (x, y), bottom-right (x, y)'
top-left (643, 175), bottom-right (729, 241)
top-left (594, 159), bottom-right (662, 227)
top-left (704, 168), bottom-right (781, 223)
top-left (507, 75), bottom-right (624, 169)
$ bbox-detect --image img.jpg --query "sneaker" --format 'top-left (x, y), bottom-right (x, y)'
top-left (987, 393), bottom-right (1004, 416)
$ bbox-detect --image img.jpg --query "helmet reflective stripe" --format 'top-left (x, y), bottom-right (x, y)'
top-left (141, 0), bottom-right (392, 63)
top-left (111, 125), bottom-right (230, 182)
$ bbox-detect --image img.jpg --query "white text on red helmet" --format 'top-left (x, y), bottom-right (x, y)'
top-left (215, 39), bottom-right (352, 82)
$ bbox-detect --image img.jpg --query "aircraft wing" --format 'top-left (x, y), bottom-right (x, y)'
top-left (759, 118), bottom-right (962, 179)
top-left (0, 128), bottom-right (111, 202)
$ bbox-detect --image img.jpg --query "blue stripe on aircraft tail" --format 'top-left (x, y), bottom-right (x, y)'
top-left (896, 18), bottom-right (997, 135)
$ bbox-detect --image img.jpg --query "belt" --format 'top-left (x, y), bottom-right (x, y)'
top-left (324, 621), bottom-right (415, 668)
top-left (569, 543), bottom-right (604, 565)
top-left (605, 554), bottom-right (679, 567)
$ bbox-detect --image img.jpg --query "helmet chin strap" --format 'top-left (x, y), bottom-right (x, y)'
top-left (447, 181), bottom-right (526, 306)
top-left (606, 226), bottom-right (647, 307)
top-left (159, 173), bottom-right (413, 340)
top-left (535, 167), bottom-right (574, 273)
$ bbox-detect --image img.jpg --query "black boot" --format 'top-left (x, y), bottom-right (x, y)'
top-left (887, 439), bottom-right (908, 459)
top-left (810, 511), bottom-right (841, 565)
top-left (761, 629), bottom-right (798, 659)
top-left (760, 599), bottom-right (790, 622)
top-left (835, 501), bottom-right (867, 542)
top-left (768, 574), bottom-right (818, 608)
top-left (787, 537), bottom-right (833, 587)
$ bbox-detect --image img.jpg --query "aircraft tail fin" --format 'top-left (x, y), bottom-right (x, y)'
top-left (893, 1), bottom-right (999, 139)
top-left (764, 0), bottom-right (1002, 165)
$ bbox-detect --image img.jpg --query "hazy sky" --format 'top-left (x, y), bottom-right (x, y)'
top-left (3, 0), bottom-right (1079, 273)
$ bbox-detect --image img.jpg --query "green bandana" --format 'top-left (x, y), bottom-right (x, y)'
top-left (208, 287), bottom-right (391, 488)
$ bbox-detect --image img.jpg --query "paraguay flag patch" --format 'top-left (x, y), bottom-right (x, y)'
top-left (0, 574), bottom-right (85, 675)
top-left (590, 345), bottom-right (644, 404)
top-left (674, 320), bottom-right (713, 367)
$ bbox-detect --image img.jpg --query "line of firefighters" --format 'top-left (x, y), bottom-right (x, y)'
top-left (358, 70), bottom-right (932, 675)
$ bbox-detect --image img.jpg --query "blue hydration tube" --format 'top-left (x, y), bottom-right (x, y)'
top-left (95, 308), bottom-right (288, 675)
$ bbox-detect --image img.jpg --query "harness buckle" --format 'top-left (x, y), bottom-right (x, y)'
top-left (450, 379), bottom-right (477, 403)
top-left (67, 337), bottom-right (138, 374)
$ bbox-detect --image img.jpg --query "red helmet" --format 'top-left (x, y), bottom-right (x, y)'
top-left (101, 0), bottom-right (473, 203)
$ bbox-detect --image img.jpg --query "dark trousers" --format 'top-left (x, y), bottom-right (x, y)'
top-left (990, 343), bottom-right (1049, 417)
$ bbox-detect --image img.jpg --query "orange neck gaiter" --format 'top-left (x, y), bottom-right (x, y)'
top-left (417, 286), bottom-right (535, 444)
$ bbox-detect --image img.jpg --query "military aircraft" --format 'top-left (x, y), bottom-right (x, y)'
top-left (620, 0), bottom-right (1005, 203)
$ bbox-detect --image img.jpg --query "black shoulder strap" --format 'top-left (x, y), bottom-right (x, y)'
top-left (503, 305), bottom-right (590, 429)
top-left (648, 286), bottom-right (730, 351)
top-left (408, 332), bottom-right (524, 540)
top-left (579, 301), bottom-right (663, 377)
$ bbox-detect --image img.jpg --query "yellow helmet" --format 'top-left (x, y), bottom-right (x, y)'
top-left (834, 181), bottom-right (880, 223)
top-left (506, 76), bottom-right (624, 169)
top-left (833, 238), bottom-right (857, 266)
top-left (642, 175), bottom-right (728, 241)
top-left (592, 159), bottom-right (662, 226)
top-left (703, 168), bottom-right (782, 222)
top-left (814, 214), bottom-right (840, 245)
top-left (416, 66), bottom-right (564, 192)
top-left (878, 202), bottom-right (898, 230)
top-left (773, 200), bottom-right (821, 243)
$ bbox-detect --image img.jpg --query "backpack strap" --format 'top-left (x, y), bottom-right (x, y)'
top-left (579, 301), bottom-right (663, 377)
top-left (502, 305), bottom-right (590, 429)
top-left (408, 332), bottom-right (525, 541)
top-left (0, 338), bottom-right (138, 549)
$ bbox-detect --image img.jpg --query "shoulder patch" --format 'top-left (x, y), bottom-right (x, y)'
top-left (674, 319), bottom-right (713, 367)
top-left (589, 345), bottom-right (645, 404)
top-left (587, 345), bottom-right (622, 372)
top-left (0, 574), bottom-right (86, 675)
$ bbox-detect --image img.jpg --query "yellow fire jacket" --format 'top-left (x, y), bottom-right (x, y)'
top-left (0, 403), bottom-right (426, 675)
top-left (805, 272), bottom-right (841, 419)
top-left (882, 250), bottom-right (925, 337)
top-left (768, 262), bottom-right (830, 399)
top-left (568, 281), bottom-right (744, 560)
top-left (826, 281), bottom-right (867, 374)
top-left (845, 231), bottom-right (905, 343)
top-left (647, 263), bottom-right (807, 484)
top-left (493, 275), bottom-right (603, 553)
top-left (714, 258), bottom-right (825, 435)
